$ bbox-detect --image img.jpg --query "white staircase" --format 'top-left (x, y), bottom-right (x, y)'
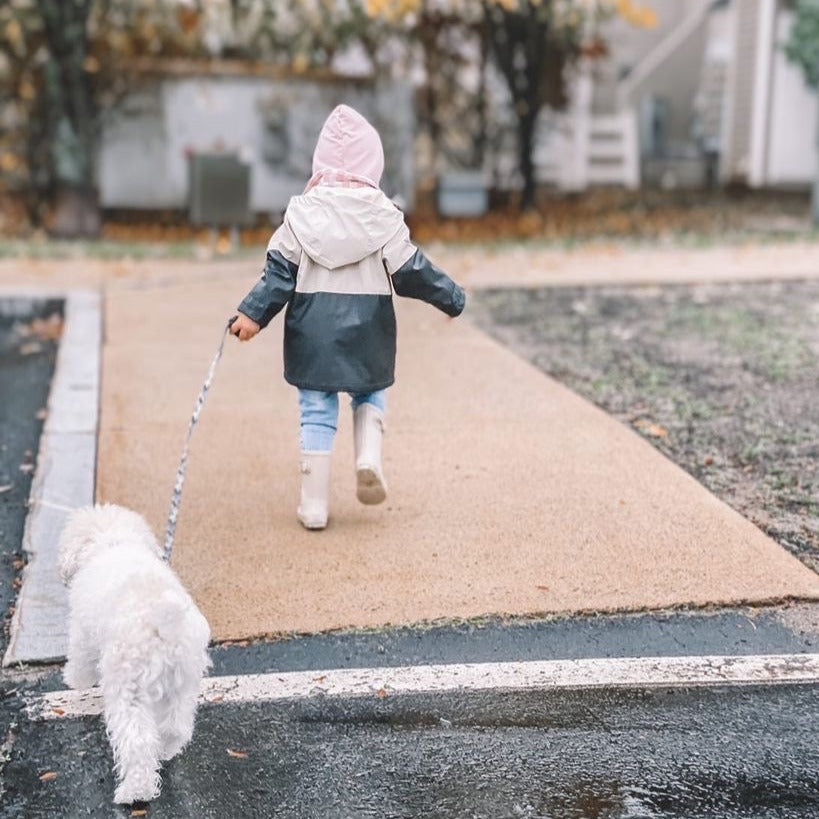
top-left (534, 73), bottom-right (640, 191)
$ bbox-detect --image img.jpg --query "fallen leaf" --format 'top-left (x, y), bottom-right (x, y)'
top-left (208, 695), bottom-right (224, 704)
top-left (376, 688), bottom-right (387, 698)
top-left (39, 771), bottom-right (58, 782)
top-left (0, 484), bottom-right (12, 494)
top-left (35, 408), bottom-right (47, 420)
top-left (226, 749), bottom-right (247, 759)
top-left (131, 810), bottom-right (148, 817)
top-left (633, 419), bottom-right (669, 438)
top-left (12, 559), bottom-right (24, 570)
top-left (20, 315), bottom-right (63, 341)
top-left (51, 707), bottom-right (65, 716)
top-left (536, 584), bottom-right (549, 591)
top-left (704, 456), bottom-right (714, 466)
top-left (312, 675), bottom-right (326, 683)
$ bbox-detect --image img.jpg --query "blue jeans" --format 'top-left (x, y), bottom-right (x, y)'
top-left (298, 389), bottom-right (387, 451)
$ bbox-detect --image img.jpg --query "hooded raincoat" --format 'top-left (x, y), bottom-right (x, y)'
top-left (238, 105), bottom-right (465, 394)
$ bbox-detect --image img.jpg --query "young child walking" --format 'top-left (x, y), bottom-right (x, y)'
top-left (231, 104), bottom-right (465, 530)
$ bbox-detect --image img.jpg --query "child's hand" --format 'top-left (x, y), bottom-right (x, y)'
top-left (231, 313), bottom-right (260, 342)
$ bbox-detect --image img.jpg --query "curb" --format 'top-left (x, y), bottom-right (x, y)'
top-left (4, 290), bottom-right (101, 666)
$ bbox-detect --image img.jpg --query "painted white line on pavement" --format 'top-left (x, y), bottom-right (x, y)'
top-left (27, 653), bottom-right (819, 721)
top-left (4, 290), bottom-right (101, 667)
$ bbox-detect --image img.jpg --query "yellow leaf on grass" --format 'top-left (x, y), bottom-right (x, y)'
top-left (226, 749), bottom-right (247, 759)
top-left (634, 419), bottom-right (669, 438)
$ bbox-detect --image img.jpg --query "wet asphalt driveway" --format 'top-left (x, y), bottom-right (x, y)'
top-left (6, 682), bottom-right (819, 818)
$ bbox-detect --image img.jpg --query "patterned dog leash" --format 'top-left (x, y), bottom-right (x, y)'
top-left (163, 316), bottom-right (237, 562)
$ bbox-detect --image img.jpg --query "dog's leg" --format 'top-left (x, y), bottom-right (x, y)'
top-left (63, 624), bottom-right (99, 690)
top-left (157, 665), bottom-right (201, 762)
top-left (157, 693), bottom-right (197, 762)
top-left (101, 654), bottom-right (163, 804)
top-left (105, 694), bottom-right (162, 803)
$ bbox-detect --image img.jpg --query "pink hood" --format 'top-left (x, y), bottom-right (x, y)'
top-left (309, 105), bottom-right (385, 188)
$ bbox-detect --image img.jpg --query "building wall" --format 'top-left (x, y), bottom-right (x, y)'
top-left (723, 0), bottom-right (762, 181)
top-left (97, 73), bottom-right (414, 213)
top-left (764, 9), bottom-right (818, 186)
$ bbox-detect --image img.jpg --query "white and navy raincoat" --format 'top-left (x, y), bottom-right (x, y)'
top-left (237, 105), bottom-right (466, 394)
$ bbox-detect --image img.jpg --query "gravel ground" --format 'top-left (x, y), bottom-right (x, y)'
top-left (471, 279), bottom-right (819, 570)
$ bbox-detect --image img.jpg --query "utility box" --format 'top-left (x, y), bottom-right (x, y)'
top-left (436, 171), bottom-right (489, 217)
top-left (188, 153), bottom-right (252, 226)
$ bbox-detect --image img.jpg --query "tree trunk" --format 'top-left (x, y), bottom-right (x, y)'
top-left (518, 110), bottom-right (539, 211)
top-left (37, 0), bottom-right (100, 237)
top-left (50, 186), bottom-right (101, 238)
top-left (486, 2), bottom-right (549, 212)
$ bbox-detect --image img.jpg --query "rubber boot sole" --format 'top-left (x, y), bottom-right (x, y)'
top-left (356, 466), bottom-right (387, 505)
top-left (297, 509), bottom-right (328, 530)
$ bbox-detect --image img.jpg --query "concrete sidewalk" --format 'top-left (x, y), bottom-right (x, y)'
top-left (95, 266), bottom-right (819, 642)
top-left (4, 243), bottom-right (819, 644)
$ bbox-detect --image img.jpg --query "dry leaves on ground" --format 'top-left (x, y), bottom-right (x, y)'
top-left (17, 314), bottom-right (63, 342)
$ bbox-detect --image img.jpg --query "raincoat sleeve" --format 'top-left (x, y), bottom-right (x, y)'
top-left (382, 223), bottom-right (466, 318)
top-left (237, 223), bottom-right (301, 329)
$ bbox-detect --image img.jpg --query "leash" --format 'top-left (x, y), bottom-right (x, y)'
top-left (162, 316), bottom-right (237, 562)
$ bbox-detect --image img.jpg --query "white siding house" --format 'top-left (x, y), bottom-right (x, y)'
top-left (552, 0), bottom-right (818, 190)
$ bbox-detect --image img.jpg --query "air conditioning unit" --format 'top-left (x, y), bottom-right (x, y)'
top-left (188, 153), bottom-right (252, 227)
top-left (436, 171), bottom-right (489, 218)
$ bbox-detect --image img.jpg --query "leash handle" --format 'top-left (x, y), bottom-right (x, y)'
top-left (162, 316), bottom-right (236, 561)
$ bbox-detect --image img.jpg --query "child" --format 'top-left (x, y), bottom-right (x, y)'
top-left (231, 104), bottom-right (465, 530)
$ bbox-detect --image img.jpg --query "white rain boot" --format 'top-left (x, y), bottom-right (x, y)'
top-left (353, 403), bottom-right (387, 505)
top-left (297, 451), bottom-right (331, 530)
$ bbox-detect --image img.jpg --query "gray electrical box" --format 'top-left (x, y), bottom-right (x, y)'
top-left (188, 153), bottom-right (252, 226)
top-left (436, 171), bottom-right (489, 218)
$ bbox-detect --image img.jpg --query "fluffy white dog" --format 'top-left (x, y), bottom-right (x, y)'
top-left (58, 503), bottom-right (211, 804)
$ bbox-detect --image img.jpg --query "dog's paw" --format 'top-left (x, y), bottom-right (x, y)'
top-left (159, 735), bottom-right (188, 762)
top-left (63, 662), bottom-right (97, 690)
top-left (114, 774), bottom-right (161, 805)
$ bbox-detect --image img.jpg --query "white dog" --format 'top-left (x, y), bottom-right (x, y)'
top-left (58, 504), bottom-right (211, 804)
